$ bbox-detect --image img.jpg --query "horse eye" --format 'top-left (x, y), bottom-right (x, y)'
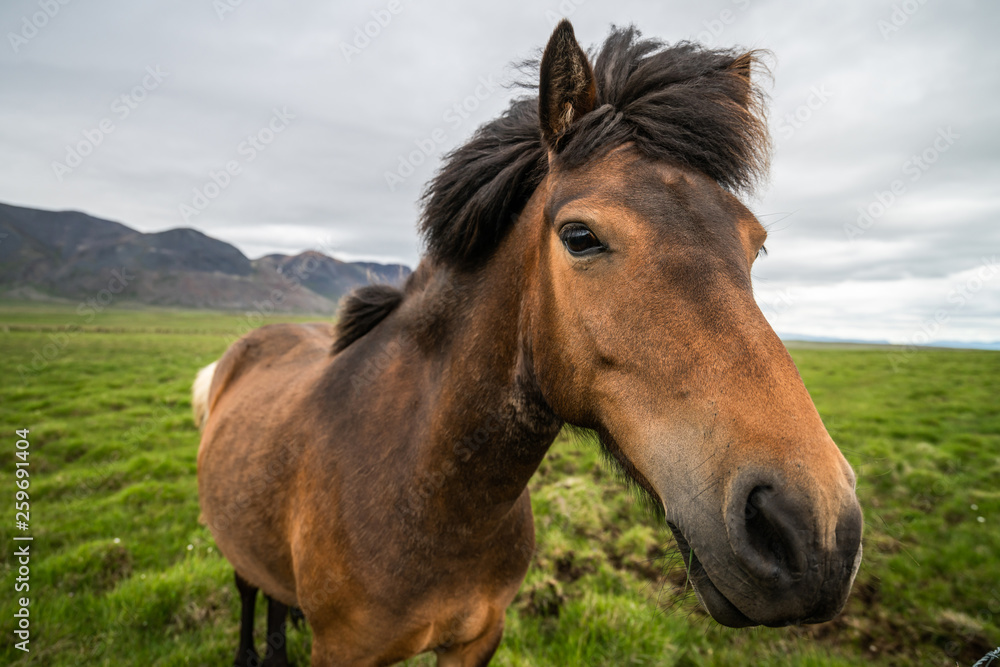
top-left (559, 224), bottom-right (605, 256)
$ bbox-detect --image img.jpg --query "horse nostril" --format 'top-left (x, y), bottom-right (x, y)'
top-left (741, 485), bottom-right (807, 584)
top-left (723, 473), bottom-right (862, 625)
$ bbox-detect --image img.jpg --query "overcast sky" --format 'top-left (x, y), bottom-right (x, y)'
top-left (1, 0), bottom-right (997, 345)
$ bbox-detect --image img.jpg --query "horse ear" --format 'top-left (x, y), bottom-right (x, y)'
top-left (728, 52), bottom-right (753, 81)
top-left (538, 20), bottom-right (596, 148)
top-left (726, 51), bottom-right (762, 109)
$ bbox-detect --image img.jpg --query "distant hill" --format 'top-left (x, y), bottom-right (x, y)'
top-left (0, 202), bottom-right (410, 313)
top-left (777, 332), bottom-right (1000, 351)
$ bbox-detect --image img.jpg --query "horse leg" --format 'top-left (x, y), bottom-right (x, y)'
top-left (435, 617), bottom-right (505, 667)
top-left (261, 594), bottom-right (290, 667)
top-left (234, 572), bottom-right (261, 667)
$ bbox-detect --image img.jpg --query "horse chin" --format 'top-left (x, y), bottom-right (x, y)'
top-left (667, 523), bottom-right (756, 628)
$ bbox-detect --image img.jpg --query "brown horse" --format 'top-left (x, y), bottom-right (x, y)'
top-left (195, 21), bottom-right (862, 667)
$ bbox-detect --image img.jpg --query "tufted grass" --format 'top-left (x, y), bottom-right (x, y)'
top-left (0, 303), bottom-right (997, 666)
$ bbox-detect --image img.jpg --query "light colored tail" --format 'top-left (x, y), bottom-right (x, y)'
top-left (192, 361), bottom-right (218, 431)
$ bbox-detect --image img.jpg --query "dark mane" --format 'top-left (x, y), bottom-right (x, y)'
top-left (420, 25), bottom-right (771, 268)
top-left (332, 284), bottom-right (404, 353)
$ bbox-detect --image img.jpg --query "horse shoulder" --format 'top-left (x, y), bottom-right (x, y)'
top-left (208, 322), bottom-right (334, 416)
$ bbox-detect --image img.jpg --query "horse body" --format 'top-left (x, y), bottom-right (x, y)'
top-left (197, 20), bottom-right (863, 666)
top-left (199, 198), bottom-right (564, 663)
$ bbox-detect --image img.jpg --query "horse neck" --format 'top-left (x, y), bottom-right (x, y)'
top-left (397, 222), bottom-right (562, 526)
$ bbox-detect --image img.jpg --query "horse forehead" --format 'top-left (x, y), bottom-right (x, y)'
top-left (549, 154), bottom-right (755, 236)
top-left (548, 146), bottom-right (664, 199)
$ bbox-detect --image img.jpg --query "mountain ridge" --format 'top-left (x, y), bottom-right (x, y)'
top-left (0, 202), bottom-right (411, 313)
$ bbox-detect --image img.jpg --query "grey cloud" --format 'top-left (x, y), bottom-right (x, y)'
top-left (0, 0), bottom-right (996, 342)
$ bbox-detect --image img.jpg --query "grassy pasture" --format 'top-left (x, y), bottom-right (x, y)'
top-left (0, 301), bottom-right (997, 666)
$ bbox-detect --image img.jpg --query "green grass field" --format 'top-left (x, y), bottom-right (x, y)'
top-left (1, 301), bottom-right (998, 666)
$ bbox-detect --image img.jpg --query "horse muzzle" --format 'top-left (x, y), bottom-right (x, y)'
top-left (665, 466), bottom-right (863, 628)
